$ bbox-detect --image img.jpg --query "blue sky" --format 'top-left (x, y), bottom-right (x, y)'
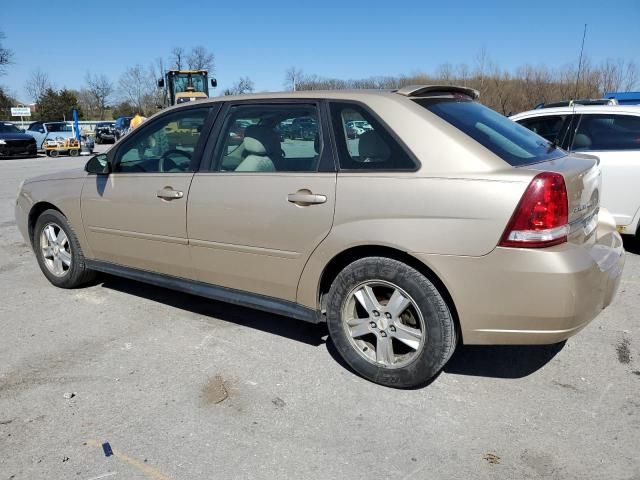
top-left (2, 0), bottom-right (639, 102)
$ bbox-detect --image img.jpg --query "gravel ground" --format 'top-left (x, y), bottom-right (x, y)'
top-left (0, 150), bottom-right (639, 480)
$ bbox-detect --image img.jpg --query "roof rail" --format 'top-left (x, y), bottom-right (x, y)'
top-left (395, 85), bottom-right (480, 100)
top-left (535, 98), bottom-right (618, 109)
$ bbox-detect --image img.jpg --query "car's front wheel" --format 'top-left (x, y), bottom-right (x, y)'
top-left (33, 209), bottom-right (95, 288)
top-left (326, 257), bottom-right (457, 388)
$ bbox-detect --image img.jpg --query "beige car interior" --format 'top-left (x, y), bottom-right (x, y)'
top-left (235, 126), bottom-right (281, 172)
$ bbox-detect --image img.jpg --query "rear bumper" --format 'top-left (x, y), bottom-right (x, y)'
top-left (416, 209), bottom-right (625, 345)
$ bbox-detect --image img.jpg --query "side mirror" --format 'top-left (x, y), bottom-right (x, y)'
top-left (210, 78), bottom-right (217, 88)
top-left (158, 78), bottom-right (165, 88)
top-left (85, 154), bottom-right (111, 174)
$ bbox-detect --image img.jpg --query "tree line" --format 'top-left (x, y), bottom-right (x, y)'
top-left (284, 52), bottom-right (638, 115)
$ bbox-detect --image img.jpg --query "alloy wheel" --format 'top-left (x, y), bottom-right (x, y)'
top-left (40, 222), bottom-right (72, 277)
top-left (341, 280), bottom-right (426, 368)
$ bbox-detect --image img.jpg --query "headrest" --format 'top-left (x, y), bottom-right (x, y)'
top-left (243, 125), bottom-right (280, 156)
top-left (358, 131), bottom-right (390, 162)
top-left (314, 133), bottom-right (320, 154)
top-left (573, 133), bottom-right (592, 150)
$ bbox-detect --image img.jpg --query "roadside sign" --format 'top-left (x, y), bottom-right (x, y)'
top-left (11, 107), bottom-right (31, 117)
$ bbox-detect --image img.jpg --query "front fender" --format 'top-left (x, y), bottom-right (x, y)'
top-left (17, 177), bottom-right (92, 258)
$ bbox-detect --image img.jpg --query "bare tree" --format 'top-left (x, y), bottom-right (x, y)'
top-left (284, 67), bottom-right (304, 92)
top-left (119, 65), bottom-right (156, 114)
top-left (170, 47), bottom-right (186, 70)
top-left (145, 61), bottom-right (165, 109)
top-left (0, 31), bottom-right (12, 76)
top-left (597, 59), bottom-right (639, 93)
top-left (474, 47), bottom-right (489, 92)
top-left (456, 63), bottom-right (471, 86)
top-left (151, 57), bottom-right (166, 105)
top-left (76, 89), bottom-right (98, 118)
top-left (435, 63), bottom-right (454, 84)
top-left (85, 73), bottom-right (114, 119)
top-left (187, 46), bottom-right (214, 71)
top-left (25, 69), bottom-right (52, 102)
top-left (223, 77), bottom-right (255, 96)
top-left (622, 61), bottom-right (639, 91)
top-left (153, 56), bottom-right (165, 81)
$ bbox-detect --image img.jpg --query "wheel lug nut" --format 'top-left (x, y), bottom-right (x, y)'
top-left (369, 322), bottom-right (377, 328)
top-left (373, 311), bottom-right (380, 317)
top-left (390, 325), bottom-right (396, 332)
top-left (385, 312), bottom-right (392, 319)
top-left (380, 331), bottom-right (387, 337)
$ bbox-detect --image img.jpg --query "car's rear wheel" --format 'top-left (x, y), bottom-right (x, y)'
top-left (326, 257), bottom-right (457, 388)
top-left (34, 209), bottom-right (95, 288)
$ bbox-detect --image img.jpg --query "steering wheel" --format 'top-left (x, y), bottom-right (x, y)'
top-left (159, 149), bottom-right (192, 172)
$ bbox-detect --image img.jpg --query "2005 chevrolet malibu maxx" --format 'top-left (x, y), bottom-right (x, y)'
top-left (15, 86), bottom-right (625, 387)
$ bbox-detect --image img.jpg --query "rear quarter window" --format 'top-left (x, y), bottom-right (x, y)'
top-left (415, 99), bottom-right (566, 166)
top-left (330, 102), bottom-right (417, 171)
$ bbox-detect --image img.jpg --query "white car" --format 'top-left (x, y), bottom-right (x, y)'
top-left (511, 105), bottom-right (640, 237)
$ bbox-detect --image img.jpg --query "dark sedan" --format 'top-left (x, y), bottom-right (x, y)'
top-left (95, 122), bottom-right (116, 144)
top-left (0, 122), bottom-right (37, 159)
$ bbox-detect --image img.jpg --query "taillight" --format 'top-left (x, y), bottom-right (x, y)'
top-left (500, 172), bottom-right (569, 248)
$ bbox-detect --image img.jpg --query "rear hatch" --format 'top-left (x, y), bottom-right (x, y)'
top-left (410, 91), bottom-right (601, 248)
top-left (413, 94), bottom-right (602, 245)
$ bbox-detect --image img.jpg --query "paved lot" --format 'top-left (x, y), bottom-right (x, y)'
top-left (0, 150), bottom-right (639, 480)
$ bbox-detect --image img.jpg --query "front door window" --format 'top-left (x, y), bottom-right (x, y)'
top-left (115, 108), bottom-right (209, 173)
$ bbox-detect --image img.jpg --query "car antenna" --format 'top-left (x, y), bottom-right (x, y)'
top-left (560, 23), bottom-right (587, 150)
top-left (574, 24), bottom-right (587, 108)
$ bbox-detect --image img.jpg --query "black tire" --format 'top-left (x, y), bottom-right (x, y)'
top-left (326, 257), bottom-right (457, 388)
top-left (33, 209), bottom-right (95, 288)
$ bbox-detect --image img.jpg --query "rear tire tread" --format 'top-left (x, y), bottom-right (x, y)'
top-left (326, 256), bottom-right (457, 388)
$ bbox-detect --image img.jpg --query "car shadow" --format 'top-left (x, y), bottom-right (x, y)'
top-left (97, 274), bottom-right (565, 381)
top-left (622, 234), bottom-right (638, 254)
top-left (325, 338), bottom-right (565, 387)
top-left (97, 274), bottom-right (328, 347)
top-left (443, 341), bottom-right (565, 378)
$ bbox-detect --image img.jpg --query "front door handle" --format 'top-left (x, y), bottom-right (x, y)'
top-left (157, 188), bottom-right (184, 200)
top-left (287, 192), bottom-right (327, 205)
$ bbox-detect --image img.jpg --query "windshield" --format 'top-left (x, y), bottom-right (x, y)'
top-left (46, 122), bottom-right (72, 133)
top-left (172, 73), bottom-right (207, 94)
top-left (0, 123), bottom-right (22, 133)
top-left (415, 99), bottom-right (567, 166)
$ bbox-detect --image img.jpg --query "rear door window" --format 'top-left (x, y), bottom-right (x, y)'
top-left (416, 99), bottom-right (566, 166)
top-left (571, 114), bottom-right (640, 151)
top-left (213, 103), bottom-right (322, 172)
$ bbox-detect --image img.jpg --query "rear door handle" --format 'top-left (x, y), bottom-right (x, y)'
top-left (287, 193), bottom-right (327, 205)
top-left (157, 188), bottom-right (184, 200)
